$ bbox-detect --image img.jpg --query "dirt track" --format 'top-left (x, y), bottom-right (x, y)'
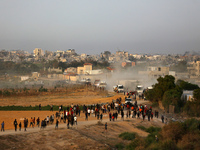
top-left (0, 113), bottom-right (164, 150)
top-left (0, 88), bottom-right (162, 149)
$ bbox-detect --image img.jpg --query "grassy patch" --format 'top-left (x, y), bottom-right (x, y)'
top-left (136, 125), bottom-right (146, 131)
top-left (119, 132), bottom-right (137, 140)
top-left (136, 125), bottom-right (161, 134)
top-left (146, 126), bottom-right (161, 134)
top-left (115, 143), bottom-right (124, 150)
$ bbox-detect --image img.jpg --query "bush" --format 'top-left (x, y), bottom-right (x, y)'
top-left (115, 143), bottom-right (124, 150)
top-left (39, 86), bottom-right (48, 92)
top-left (3, 90), bottom-right (11, 96)
top-left (182, 118), bottom-right (200, 132)
top-left (136, 125), bottom-right (146, 131)
top-left (126, 138), bottom-right (145, 150)
top-left (119, 132), bottom-right (137, 140)
top-left (136, 126), bottom-right (161, 134)
top-left (159, 140), bottom-right (178, 150)
top-left (146, 126), bottom-right (161, 134)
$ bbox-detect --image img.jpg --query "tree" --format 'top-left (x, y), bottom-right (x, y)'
top-left (162, 89), bottom-right (182, 112)
top-left (193, 89), bottom-right (200, 102)
top-left (176, 80), bottom-right (199, 90)
top-left (152, 75), bottom-right (176, 102)
top-left (103, 51), bottom-right (111, 59)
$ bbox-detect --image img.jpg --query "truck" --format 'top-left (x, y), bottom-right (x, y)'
top-left (125, 98), bottom-right (133, 105)
top-left (136, 85), bottom-right (144, 97)
top-left (98, 81), bottom-right (107, 89)
top-left (113, 85), bottom-right (124, 93)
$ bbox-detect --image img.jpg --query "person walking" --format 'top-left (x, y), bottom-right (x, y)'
top-left (105, 122), bottom-right (107, 132)
top-left (74, 115), bottom-right (77, 125)
top-left (39, 104), bottom-right (41, 111)
top-left (161, 115), bottom-right (164, 123)
top-left (85, 112), bottom-right (88, 120)
top-left (100, 113), bottom-right (103, 121)
top-left (37, 117), bottom-right (40, 127)
top-left (1, 121), bottom-right (5, 132)
top-left (109, 112), bottom-right (112, 121)
top-left (55, 119), bottom-right (59, 130)
top-left (19, 122), bottom-right (21, 131)
top-left (24, 118), bottom-right (27, 131)
top-left (14, 119), bottom-right (18, 131)
top-left (50, 105), bottom-right (53, 111)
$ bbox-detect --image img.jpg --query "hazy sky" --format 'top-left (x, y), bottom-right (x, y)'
top-left (0, 0), bottom-right (200, 55)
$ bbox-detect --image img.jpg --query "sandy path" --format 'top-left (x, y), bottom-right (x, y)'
top-left (0, 109), bottom-right (164, 136)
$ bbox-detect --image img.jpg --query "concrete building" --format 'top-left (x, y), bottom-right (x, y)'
top-left (139, 66), bottom-right (169, 78)
top-left (116, 51), bottom-right (128, 58)
top-left (64, 67), bottom-right (77, 74)
top-left (63, 73), bottom-right (79, 81)
top-left (148, 67), bottom-right (169, 78)
top-left (122, 61), bottom-right (135, 67)
top-left (181, 90), bottom-right (193, 101)
top-left (33, 48), bottom-right (44, 57)
top-left (187, 61), bottom-right (200, 76)
top-left (32, 72), bottom-right (40, 80)
top-left (77, 63), bottom-right (92, 75)
top-left (66, 49), bottom-right (76, 54)
top-left (44, 67), bottom-right (62, 73)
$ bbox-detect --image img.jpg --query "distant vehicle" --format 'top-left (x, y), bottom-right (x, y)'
top-left (94, 80), bottom-right (101, 87)
top-left (98, 81), bottom-right (107, 89)
top-left (125, 98), bottom-right (133, 105)
top-left (136, 85), bottom-right (144, 97)
top-left (78, 78), bottom-right (91, 85)
top-left (113, 85), bottom-right (124, 93)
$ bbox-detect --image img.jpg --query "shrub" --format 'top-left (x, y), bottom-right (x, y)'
top-left (3, 90), bottom-right (11, 96)
top-left (161, 122), bottom-right (184, 143)
top-left (115, 143), bottom-right (124, 150)
top-left (146, 126), bottom-right (161, 134)
top-left (136, 125), bottom-right (146, 131)
top-left (177, 133), bottom-right (200, 149)
top-left (182, 118), bottom-right (200, 132)
top-left (39, 86), bottom-right (48, 92)
top-left (159, 140), bottom-right (178, 150)
top-left (119, 132), bottom-right (137, 140)
top-left (126, 138), bottom-right (145, 150)
top-left (136, 126), bottom-right (161, 134)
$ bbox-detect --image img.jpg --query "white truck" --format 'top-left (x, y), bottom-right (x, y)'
top-left (136, 85), bottom-right (144, 97)
top-left (98, 81), bottom-right (107, 89)
top-left (113, 85), bottom-right (124, 93)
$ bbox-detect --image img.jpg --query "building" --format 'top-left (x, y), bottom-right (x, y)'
top-left (187, 61), bottom-right (200, 77)
top-left (77, 63), bottom-right (92, 75)
top-left (122, 61), bottom-right (135, 67)
top-left (64, 67), bottom-right (77, 74)
top-left (66, 49), bottom-right (76, 54)
top-left (148, 67), bottom-right (169, 78)
top-left (181, 90), bottom-right (193, 101)
top-left (44, 67), bottom-right (62, 73)
top-left (116, 51), bottom-right (128, 58)
top-left (139, 66), bottom-right (169, 78)
top-left (32, 72), bottom-right (40, 80)
top-left (33, 48), bottom-right (44, 57)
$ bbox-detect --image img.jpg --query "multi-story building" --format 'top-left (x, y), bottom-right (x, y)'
top-left (33, 48), bottom-right (44, 57)
top-left (77, 63), bottom-right (93, 75)
top-left (187, 61), bottom-right (200, 76)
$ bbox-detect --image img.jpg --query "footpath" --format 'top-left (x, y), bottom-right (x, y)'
top-left (0, 113), bottom-right (164, 136)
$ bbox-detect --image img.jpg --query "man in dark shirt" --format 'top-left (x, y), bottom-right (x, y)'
top-left (14, 119), bottom-right (18, 131)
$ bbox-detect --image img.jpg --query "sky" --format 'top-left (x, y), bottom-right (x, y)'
top-left (0, 0), bottom-right (200, 55)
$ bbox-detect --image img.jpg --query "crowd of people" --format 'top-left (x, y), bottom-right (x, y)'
top-left (0, 97), bottom-right (166, 132)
